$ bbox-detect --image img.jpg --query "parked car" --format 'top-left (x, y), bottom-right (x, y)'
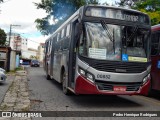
top-left (0, 68), bottom-right (5, 73)
top-left (0, 68), bottom-right (7, 83)
top-left (30, 60), bottom-right (40, 67)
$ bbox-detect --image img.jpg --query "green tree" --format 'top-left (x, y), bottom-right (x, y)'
top-left (132, 0), bottom-right (160, 25)
top-left (0, 28), bottom-right (7, 46)
top-left (116, 0), bottom-right (137, 7)
top-left (30, 55), bottom-right (38, 60)
top-left (116, 0), bottom-right (160, 25)
top-left (34, 0), bottom-right (99, 35)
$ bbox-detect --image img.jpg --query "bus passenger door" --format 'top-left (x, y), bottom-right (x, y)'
top-left (50, 40), bottom-right (55, 77)
top-left (68, 19), bottom-right (79, 88)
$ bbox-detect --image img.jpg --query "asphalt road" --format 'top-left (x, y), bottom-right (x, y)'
top-left (27, 67), bottom-right (160, 120)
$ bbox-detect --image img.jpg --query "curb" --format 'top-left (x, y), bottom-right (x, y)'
top-left (0, 71), bottom-right (31, 120)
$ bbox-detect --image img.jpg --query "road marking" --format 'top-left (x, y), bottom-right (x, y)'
top-left (133, 95), bottom-right (160, 106)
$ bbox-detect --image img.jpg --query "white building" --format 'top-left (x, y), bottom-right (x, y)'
top-left (7, 33), bottom-right (28, 51)
top-left (22, 48), bottom-right (38, 59)
top-left (37, 43), bottom-right (45, 63)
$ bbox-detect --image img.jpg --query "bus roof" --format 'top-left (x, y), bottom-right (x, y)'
top-left (152, 24), bottom-right (160, 32)
top-left (45, 5), bottom-right (149, 42)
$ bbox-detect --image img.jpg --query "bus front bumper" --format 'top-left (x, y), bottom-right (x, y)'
top-left (75, 75), bottom-right (150, 95)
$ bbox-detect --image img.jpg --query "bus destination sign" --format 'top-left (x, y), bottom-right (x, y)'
top-left (85, 7), bottom-right (149, 24)
top-left (116, 13), bottom-right (138, 22)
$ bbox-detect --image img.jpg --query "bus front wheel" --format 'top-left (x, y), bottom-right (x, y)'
top-left (147, 78), bottom-right (153, 96)
top-left (62, 71), bottom-right (70, 95)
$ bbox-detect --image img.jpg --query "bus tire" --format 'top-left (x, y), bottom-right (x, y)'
top-left (46, 75), bottom-right (51, 80)
top-left (62, 71), bottom-right (70, 95)
top-left (147, 78), bottom-right (153, 96)
top-left (46, 65), bottom-right (51, 80)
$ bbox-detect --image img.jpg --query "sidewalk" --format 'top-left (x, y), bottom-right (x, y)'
top-left (0, 70), bottom-right (31, 120)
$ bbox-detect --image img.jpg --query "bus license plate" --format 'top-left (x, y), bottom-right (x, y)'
top-left (113, 86), bottom-right (126, 92)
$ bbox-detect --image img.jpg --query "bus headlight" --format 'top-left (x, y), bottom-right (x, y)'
top-left (143, 74), bottom-right (150, 85)
top-left (86, 73), bottom-right (94, 82)
top-left (79, 68), bottom-right (85, 76)
top-left (78, 67), bottom-right (94, 82)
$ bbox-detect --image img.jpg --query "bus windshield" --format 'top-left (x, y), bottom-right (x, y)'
top-left (79, 22), bottom-right (150, 62)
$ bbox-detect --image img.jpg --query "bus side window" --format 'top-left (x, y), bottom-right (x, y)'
top-left (60, 28), bottom-right (66, 50)
top-left (62, 27), bottom-right (67, 50)
top-left (48, 41), bottom-right (50, 54)
top-left (57, 33), bottom-right (60, 42)
top-left (66, 24), bottom-right (70, 37)
top-left (151, 33), bottom-right (159, 55)
top-left (61, 29), bottom-right (65, 39)
top-left (45, 42), bottom-right (48, 54)
top-left (56, 32), bottom-right (61, 51)
top-left (64, 24), bottom-right (70, 49)
top-left (49, 40), bottom-right (52, 54)
top-left (53, 36), bottom-right (56, 51)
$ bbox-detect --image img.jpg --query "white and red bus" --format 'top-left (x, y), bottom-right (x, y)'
top-left (44, 5), bottom-right (151, 95)
top-left (150, 24), bottom-right (160, 92)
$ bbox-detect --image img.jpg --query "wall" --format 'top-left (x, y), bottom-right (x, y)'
top-left (0, 47), bottom-right (11, 71)
top-left (10, 51), bottom-right (16, 71)
top-left (21, 49), bottom-right (37, 59)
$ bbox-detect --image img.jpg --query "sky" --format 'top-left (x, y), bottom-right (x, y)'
top-left (0, 0), bottom-right (118, 49)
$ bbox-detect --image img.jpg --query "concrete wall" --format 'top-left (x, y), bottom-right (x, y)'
top-left (0, 47), bottom-right (11, 71)
top-left (21, 49), bottom-right (37, 59)
top-left (10, 51), bottom-right (16, 71)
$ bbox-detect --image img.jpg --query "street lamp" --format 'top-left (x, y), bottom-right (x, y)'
top-left (8, 24), bottom-right (21, 47)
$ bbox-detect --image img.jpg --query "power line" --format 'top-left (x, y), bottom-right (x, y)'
top-left (19, 34), bottom-right (43, 44)
top-left (8, 31), bottom-right (44, 45)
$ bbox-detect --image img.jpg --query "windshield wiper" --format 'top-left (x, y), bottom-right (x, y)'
top-left (122, 26), bottom-right (138, 51)
top-left (100, 20), bottom-right (115, 54)
top-left (101, 20), bottom-right (113, 41)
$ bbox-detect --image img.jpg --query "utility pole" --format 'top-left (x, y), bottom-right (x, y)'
top-left (8, 24), bottom-right (21, 47)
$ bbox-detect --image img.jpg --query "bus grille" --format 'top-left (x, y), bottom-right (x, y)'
top-left (79, 56), bottom-right (150, 73)
top-left (92, 62), bottom-right (146, 73)
top-left (95, 80), bottom-right (142, 91)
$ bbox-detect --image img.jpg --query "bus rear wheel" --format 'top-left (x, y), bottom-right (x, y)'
top-left (62, 71), bottom-right (70, 95)
top-left (46, 65), bottom-right (51, 80)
